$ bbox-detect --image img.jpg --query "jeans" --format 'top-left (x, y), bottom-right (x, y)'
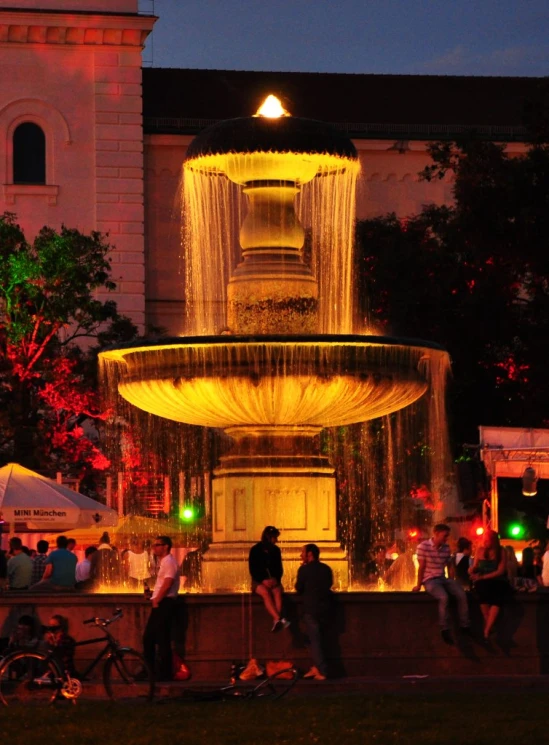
top-left (143, 597), bottom-right (175, 680)
top-left (424, 577), bottom-right (469, 630)
top-left (302, 613), bottom-right (328, 676)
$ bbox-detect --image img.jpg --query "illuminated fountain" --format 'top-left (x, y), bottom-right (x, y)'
top-left (101, 96), bottom-right (449, 590)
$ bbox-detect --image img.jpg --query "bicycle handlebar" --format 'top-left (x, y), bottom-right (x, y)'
top-left (82, 609), bottom-right (123, 627)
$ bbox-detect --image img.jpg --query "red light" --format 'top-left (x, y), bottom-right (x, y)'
top-left (475, 526), bottom-right (484, 536)
top-left (408, 529), bottom-right (419, 538)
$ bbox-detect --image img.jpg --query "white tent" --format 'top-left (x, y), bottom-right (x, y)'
top-left (480, 426), bottom-right (549, 479)
top-left (479, 426), bottom-right (549, 532)
top-left (0, 463), bottom-right (118, 531)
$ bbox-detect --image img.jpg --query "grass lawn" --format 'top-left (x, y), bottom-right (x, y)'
top-left (0, 692), bottom-right (543, 744)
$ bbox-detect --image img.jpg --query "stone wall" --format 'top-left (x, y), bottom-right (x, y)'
top-left (2, 592), bottom-right (548, 679)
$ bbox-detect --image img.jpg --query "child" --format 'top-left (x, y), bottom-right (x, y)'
top-left (453, 537), bottom-right (473, 590)
top-left (7, 614), bottom-right (39, 652)
top-left (44, 615), bottom-right (76, 677)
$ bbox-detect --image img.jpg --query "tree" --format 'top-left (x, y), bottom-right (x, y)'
top-left (0, 213), bottom-right (137, 481)
top-left (356, 139), bottom-right (549, 449)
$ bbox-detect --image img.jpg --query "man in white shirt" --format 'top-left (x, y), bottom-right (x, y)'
top-left (143, 535), bottom-right (180, 681)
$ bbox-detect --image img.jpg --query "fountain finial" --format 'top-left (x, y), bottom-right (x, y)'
top-left (254, 95), bottom-right (290, 118)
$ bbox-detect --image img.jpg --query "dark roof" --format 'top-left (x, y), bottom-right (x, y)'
top-left (0, 7), bottom-right (150, 16)
top-left (143, 68), bottom-right (548, 141)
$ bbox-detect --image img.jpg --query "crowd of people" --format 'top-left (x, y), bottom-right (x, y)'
top-left (417, 524), bottom-right (547, 642)
top-left (0, 525), bottom-right (333, 683)
top-left (2, 522), bottom-right (549, 681)
top-left (364, 525), bottom-right (549, 643)
top-left (0, 532), bottom-right (165, 593)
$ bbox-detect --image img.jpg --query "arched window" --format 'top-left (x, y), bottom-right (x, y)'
top-left (13, 122), bottom-right (46, 184)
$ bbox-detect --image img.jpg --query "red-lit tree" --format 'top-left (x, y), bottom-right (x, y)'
top-left (0, 212), bottom-right (137, 483)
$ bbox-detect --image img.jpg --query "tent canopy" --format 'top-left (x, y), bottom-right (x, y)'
top-left (0, 463), bottom-right (118, 530)
top-left (46, 514), bottom-right (198, 549)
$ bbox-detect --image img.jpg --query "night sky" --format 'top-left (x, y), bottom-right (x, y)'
top-left (140, 0), bottom-right (549, 76)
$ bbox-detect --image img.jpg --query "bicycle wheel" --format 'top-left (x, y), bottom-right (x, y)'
top-left (250, 667), bottom-right (298, 700)
top-left (0, 652), bottom-right (61, 706)
top-left (103, 648), bottom-right (154, 701)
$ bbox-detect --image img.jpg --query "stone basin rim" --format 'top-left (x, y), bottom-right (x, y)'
top-left (100, 334), bottom-right (447, 360)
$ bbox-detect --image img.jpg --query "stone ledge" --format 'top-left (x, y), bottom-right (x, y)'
top-left (3, 183), bottom-right (59, 205)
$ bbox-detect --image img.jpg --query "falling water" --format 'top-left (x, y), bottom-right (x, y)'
top-left (327, 350), bottom-right (452, 589)
top-left (182, 153), bottom-right (360, 335)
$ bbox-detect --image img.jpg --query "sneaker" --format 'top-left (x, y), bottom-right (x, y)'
top-left (313, 673), bottom-right (327, 681)
top-left (303, 666), bottom-right (319, 679)
top-left (271, 620), bottom-right (282, 633)
top-left (441, 629), bottom-right (454, 645)
top-left (280, 617), bottom-right (290, 630)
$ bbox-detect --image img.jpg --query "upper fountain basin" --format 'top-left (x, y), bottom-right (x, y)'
top-left (100, 336), bottom-right (447, 430)
top-left (184, 116), bottom-right (359, 185)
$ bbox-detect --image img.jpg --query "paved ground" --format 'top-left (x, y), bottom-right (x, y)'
top-left (80, 673), bottom-right (549, 700)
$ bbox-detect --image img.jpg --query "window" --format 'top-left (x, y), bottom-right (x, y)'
top-left (13, 122), bottom-right (46, 184)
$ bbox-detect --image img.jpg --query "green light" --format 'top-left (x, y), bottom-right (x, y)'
top-left (509, 524), bottom-right (523, 538)
top-left (180, 506), bottom-right (194, 522)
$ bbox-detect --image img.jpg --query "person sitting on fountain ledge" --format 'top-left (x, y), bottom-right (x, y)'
top-left (412, 523), bottom-right (472, 645)
top-left (249, 526), bottom-right (290, 632)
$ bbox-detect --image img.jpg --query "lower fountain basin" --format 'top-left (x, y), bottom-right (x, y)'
top-left (101, 335), bottom-right (447, 429)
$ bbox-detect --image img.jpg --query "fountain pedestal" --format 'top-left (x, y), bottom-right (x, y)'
top-left (201, 426), bottom-right (348, 591)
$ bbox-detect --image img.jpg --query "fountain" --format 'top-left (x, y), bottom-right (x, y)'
top-left (100, 96), bottom-right (449, 591)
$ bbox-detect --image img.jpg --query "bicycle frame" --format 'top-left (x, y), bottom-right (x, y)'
top-left (72, 636), bottom-right (118, 680)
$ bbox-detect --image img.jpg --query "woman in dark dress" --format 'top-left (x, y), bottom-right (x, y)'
top-left (248, 526), bottom-right (290, 632)
top-left (470, 529), bottom-right (510, 639)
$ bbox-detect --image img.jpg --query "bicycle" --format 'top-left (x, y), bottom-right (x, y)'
top-left (0, 609), bottom-right (154, 705)
top-left (179, 665), bottom-right (299, 703)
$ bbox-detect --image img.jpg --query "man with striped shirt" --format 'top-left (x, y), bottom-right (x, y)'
top-left (412, 523), bottom-right (471, 644)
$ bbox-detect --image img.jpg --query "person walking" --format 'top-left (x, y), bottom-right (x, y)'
top-left (248, 526), bottom-right (290, 632)
top-left (412, 523), bottom-right (471, 644)
top-left (295, 543), bottom-right (334, 681)
top-left (143, 535), bottom-right (180, 681)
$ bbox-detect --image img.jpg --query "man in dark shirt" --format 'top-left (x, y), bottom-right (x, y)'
top-left (0, 547), bottom-right (8, 591)
top-left (31, 540), bottom-right (49, 586)
top-left (248, 526), bottom-right (290, 632)
top-left (30, 535), bottom-right (77, 591)
top-left (295, 543), bottom-right (334, 681)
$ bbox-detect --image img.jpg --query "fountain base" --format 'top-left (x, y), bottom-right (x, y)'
top-left (203, 429), bottom-right (349, 590)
